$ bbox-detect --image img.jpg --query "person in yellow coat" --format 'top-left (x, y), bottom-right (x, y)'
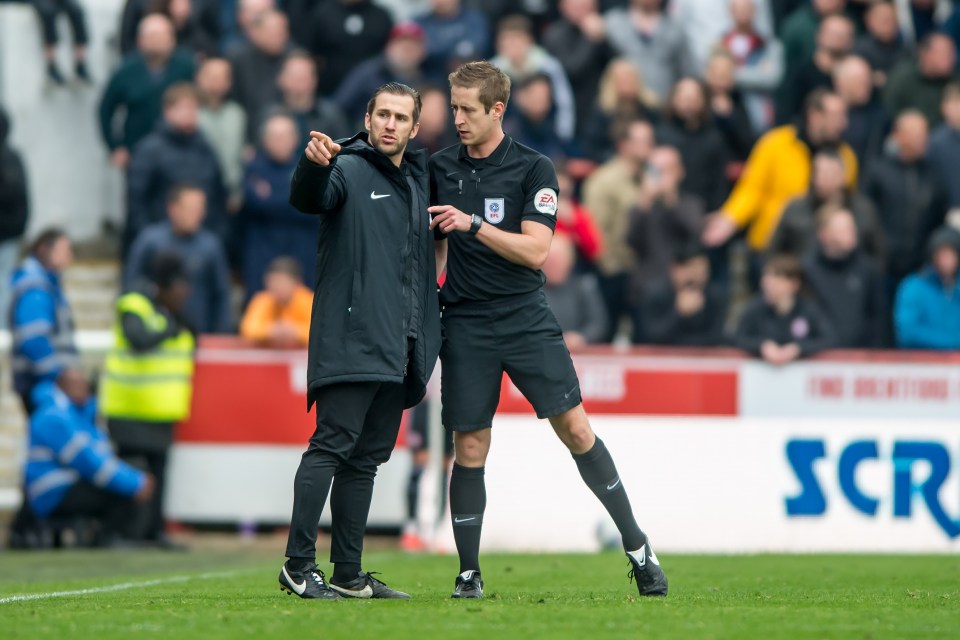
top-left (99, 251), bottom-right (195, 548)
top-left (702, 88), bottom-right (858, 285)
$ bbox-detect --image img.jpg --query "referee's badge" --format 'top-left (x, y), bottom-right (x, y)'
top-left (484, 198), bottom-right (505, 224)
top-left (534, 188), bottom-right (558, 216)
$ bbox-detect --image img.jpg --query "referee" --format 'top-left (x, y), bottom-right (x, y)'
top-left (429, 62), bottom-right (668, 599)
top-left (279, 83), bottom-right (441, 600)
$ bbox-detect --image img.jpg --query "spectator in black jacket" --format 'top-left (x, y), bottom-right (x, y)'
top-left (928, 82), bottom-right (960, 210)
top-left (120, 0), bottom-right (220, 57)
top-left (543, 0), bottom-right (612, 138)
top-left (228, 8), bottom-right (289, 142)
top-left (704, 52), bottom-right (756, 167)
top-left (626, 145), bottom-right (705, 340)
top-left (734, 254), bottom-right (837, 365)
top-left (308, 0), bottom-right (393, 95)
top-left (656, 78), bottom-right (730, 211)
top-left (802, 205), bottom-right (887, 348)
top-left (833, 55), bottom-right (891, 175)
top-left (0, 108), bottom-right (29, 329)
top-left (585, 58), bottom-right (660, 162)
top-left (851, 0), bottom-right (904, 87)
top-left (770, 149), bottom-right (885, 265)
top-left (334, 23), bottom-right (427, 129)
top-left (543, 233), bottom-right (609, 351)
top-left (863, 110), bottom-right (949, 287)
top-left (126, 83), bottom-right (228, 258)
top-left (640, 244), bottom-right (726, 347)
top-left (779, 13), bottom-right (855, 124)
top-left (271, 51), bottom-right (351, 146)
top-left (503, 74), bottom-right (580, 160)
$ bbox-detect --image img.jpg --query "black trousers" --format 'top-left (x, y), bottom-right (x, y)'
top-left (32, 0), bottom-right (88, 46)
top-left (10, 391), bottom-right (38, 542)
top-left (285, 381), bottom-right (405, 565)
top-left (53, 481), bottom-right (138, 536)
top-left (109, 419), bottom-right (173, 542)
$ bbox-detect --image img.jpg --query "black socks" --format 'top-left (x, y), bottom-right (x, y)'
top-left (449, 463), bottom-right (486, 573)
top-left (573, 438), bottom-right (647, 551)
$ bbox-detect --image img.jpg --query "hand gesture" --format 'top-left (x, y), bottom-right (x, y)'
top-left (135, 473), bottom-right (156, 504)
top-left (428, 205), bottom-right (472, 234)
top-left (305, 131), bottom-right (342, 167)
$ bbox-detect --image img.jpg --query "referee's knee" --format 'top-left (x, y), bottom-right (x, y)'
top-left (550, 407), bottom-right (595, 454)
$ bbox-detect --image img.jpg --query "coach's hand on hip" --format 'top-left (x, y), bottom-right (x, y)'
top-left (429, 205), bottom-right (472, 234)
top-left (305, 131), bottom-right (342, 167)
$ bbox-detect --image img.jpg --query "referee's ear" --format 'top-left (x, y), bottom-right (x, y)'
top-left (409, 122), bottom-right (420, 139)
top-left (490, 101), bottom-right (506, 121)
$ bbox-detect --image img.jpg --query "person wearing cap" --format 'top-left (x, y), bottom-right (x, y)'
top-left (893, 227), bottom-right (960, 350)
top-left (99, 251), bottom-right (196, 547)
top-left (333, 21), bottom-right (428, 127)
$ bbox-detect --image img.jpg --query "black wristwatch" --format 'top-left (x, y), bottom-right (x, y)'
top-left (469, 214), bottom-right (483, 235)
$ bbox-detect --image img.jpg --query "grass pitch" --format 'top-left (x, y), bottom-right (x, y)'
top-left (0, 544), bottom-right (956, 640)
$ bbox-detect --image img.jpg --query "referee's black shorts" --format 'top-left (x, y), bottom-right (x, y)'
top-left (440, 290), bottom-right (582, 431)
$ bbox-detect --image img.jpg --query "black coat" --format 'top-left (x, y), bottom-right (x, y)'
top-left (0, 110), bottom-right (28, 243)
top-left (656, 118), bottom-right (731, 210)
top-left (289, 134), bottom-right (440, 409)
top-left (733, 295), bottom-right (837, 357)
top-left (863, 156), bottom-right (949, 281)
top-left (308, 0), bottom-right (393, 95)
top-left (640, 278), bottom-right (727, 347)
top-left (802, 248), bottom-right (887, 348)
top-left (542, 19), bottom-right (612, 137)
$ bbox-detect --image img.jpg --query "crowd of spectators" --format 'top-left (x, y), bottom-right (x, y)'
top-left (4, 0), bottom-right (960, 364)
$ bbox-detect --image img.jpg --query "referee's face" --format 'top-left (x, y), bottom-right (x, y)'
top-left (450, 85), bottom-right (503, 148)
top-left (365, 93), bottom-right (420, 162)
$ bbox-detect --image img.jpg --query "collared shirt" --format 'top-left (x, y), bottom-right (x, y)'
top-left (429, 135), bottom-right (559, 305)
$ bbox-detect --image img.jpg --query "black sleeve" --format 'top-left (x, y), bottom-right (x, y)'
top-left (121, 311), bottom-right (178, 353)
top-left (796, 299), bottom-right (838, 357)
top-left (429, 159), bottom-right (446, 241)
top-left (289, 154), bottom-right (347, 214)
top-left (641, 283), bottom-right (682, 345)
top-left (732, 299), bottom-right (766, 356)
top-left (520, 155), bottom-right (560, 230)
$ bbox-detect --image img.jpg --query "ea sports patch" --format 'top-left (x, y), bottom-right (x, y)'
top-left (534, 188), bottom-right (558, 216)
top-left (484, 198), bottom-right (505, 224)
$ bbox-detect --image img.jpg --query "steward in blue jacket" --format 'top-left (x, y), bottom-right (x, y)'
top-left (9, 229), bottom-right (78, 414)
top-left (25, 369), bottom-right (153, 543)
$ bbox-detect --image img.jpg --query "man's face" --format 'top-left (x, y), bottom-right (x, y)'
top-left (47, 236), bottom-right (73, 271)
top-left (761, 270), bottom-right (800, 306)
top-left (168, 189), bottom-right (207, 233)
top-left (262, 116), bottom-right (300, 162)
top-left (278, 58), bottom-right (316, 100)
top-left (386, 36), bottom-right (426, 73)
top-left (705, 55), bottom-right (735, 94)
top-left (265, 271), bottom-right (298, 304)
top-left (365, 92), bottom-right (419, 160)
top-left (812, 155), bottom-right (846, 199)
top-left (417, 90), bottom-right (449, 137)
top-left (138, 16), bottom-right (176, 61)
top-left (834, 58), bottom-right (873, 106)
top-left (729, 0), bottom-right (755, 28)
top-left (197, 60), bottom-right (232, 101)
top-left (670, 256), bottom-right (709, 290)
top-left (942, 94), bottom-right (960, 129)
top-left (818, 16), bottom-right (854, 58)
top-left (933, 246), bottom-right (960, 280)
top-left (895, 114), bottom-right (929, 163)
top-left (670, 78), bottom-right (705, 121)
top-left (809, 95), bottom-right (848, 143)
top-left (253, 13), bottom-right (288, 56)
top-left (516, 79), bottom-right (553, 122)
top-left (620, 121), bottom-right (654, 163)
top-left (496, 30), bottom-right (532, 67)
top-left (560, 0), bottom-right (596, 23)
top-left (164, 97), bottom-right (199, 134)
top-left (58, 369), bottom-right (90, 406)
top-left (812, 0), bottom-right (845, 17)
top-left (866, 3), bottom-right (898, 43)
top-left (921, 36), bottom-right (957, 79)
top-left (648, 147), bottom-right (683, 193)
top-left (817, 211), bottom-right (858, 259)
top-left (451, 84), bottom-right (502, 148)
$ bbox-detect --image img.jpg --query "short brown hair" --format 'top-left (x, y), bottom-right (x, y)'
top-left (366, 82), bottom-right (422, 123)
top-left (764, 254), bottom-right (803, 281)
top-left (448, 60), bottom-right (511, 113)
top-left (163, 82), bottom-right (199, 108)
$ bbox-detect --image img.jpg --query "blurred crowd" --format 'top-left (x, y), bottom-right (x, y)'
top-left (3, 0), bottom-right (960, 367)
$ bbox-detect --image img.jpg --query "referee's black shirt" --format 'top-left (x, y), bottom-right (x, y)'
top-left (429, 135), bottom-right (560, 305)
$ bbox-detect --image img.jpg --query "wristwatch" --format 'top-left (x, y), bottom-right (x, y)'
top-left (469, 214), bottom-right (483, 235)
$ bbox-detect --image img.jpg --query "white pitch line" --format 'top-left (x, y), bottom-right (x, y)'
top-left (0, 570), bottom-right (237, 604)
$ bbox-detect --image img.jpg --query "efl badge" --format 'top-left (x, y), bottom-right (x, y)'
top-left (484, 198), bottom-right (505, 224)
top-left (534, 188), bottom-right (558, 216)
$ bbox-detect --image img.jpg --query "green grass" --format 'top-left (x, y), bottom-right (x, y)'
top-left (0, 547), bottom-right (957, 639)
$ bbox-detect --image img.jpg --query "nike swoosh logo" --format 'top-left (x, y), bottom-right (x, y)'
top-left (330, 583), bottom-right (374, 598)
top-left (606, 478), bottom-right (621, 491)
top-left (370, 191), bottom-right (391, 200)
top-left (454, 517), bottom-right (476, 524)
top-left (563, 385), bottom-right (578, 400)
top-left (282, 567), bottom-right (306, 595)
